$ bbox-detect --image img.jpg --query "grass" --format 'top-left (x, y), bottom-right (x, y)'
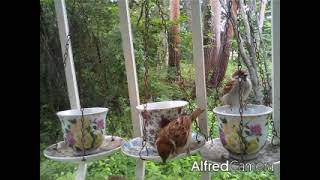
top-left (40, 152), bottom-right (275, 179)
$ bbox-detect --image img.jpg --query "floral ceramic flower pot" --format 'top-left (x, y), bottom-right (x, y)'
top-left (136, 101), bottom-right (188, 147)
top-left (56, 107), bottom-right (108, 155)
top-left (213, 104), bottom-right (272, 160)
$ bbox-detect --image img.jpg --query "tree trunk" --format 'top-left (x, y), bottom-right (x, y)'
top-left (207, 0), bottom-right (243, 88)
top-left (258, 0), bottom-right (267, 35)
top-left (168, 0), bottom-right (181, 81)
top-left (230, 0), bottom-right (263, 103)
top-left (210, 0), bottom-right (236, 87)
top-left (203, 0), bottom-right (221, 80)
top-left (158, 30), bottom-right (168, 68)
top-left (184, 0), bottom-right (192, 30)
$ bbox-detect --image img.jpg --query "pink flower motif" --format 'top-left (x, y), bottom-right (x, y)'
top-left (96, 119), bottom-right (105, 130)
top-left (249, 124), bottom-right (262, 136)
top-left (65, 132), bottom-right (75, 145)
top-left (219, 129), bottom-right (227, 145)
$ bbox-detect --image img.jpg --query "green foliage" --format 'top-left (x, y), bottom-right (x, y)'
top-left (41, 153), bottom-right (275, 180)
top-left (212, 170), bottom-right (274, 180)
top-left (40, 159), bottom-right (77, 180)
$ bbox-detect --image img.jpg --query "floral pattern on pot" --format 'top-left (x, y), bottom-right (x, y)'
top-left (57, 108), bottom-right (108, 154)
top-left (217, 115), bottom-right (268, 155)
top-left (137, 101), bottom-right (188, 147)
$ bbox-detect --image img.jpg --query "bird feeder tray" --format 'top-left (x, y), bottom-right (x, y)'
top-left (200, 138), bottom-right (279, 169)
top-left (121, 132), bottom-right (206, 162)
top-left (44, 135), bottom-right (124, 163)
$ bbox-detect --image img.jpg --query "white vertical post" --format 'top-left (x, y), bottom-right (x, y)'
top-left (273, 161), bottom-right (280, 180)
top-left (75, 162), bottom-right (87, 180)
top-left (272, 0), bottom-right (280, 145)
top-left (191, 0), bottom-right (209, 138)
top-left (118, 0), bottom-right (145, 179)
top-left (54, 0), bottom-right (81, 110)
top-left (190, 1), bottom-right (209, 180)
top-left (54, 0), bottom-right (86, 179)
top-left (272, 1), bottom-right (280, 179)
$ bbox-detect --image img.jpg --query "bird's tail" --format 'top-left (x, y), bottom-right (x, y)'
top-left (191, 108), bottom-right (205, 121)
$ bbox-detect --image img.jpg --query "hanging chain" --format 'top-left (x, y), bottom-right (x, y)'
top-left (80, 108), bottom-right (86, 161)
top-left (108, 110), bottom-right (115, 141)
top-left (209, 0), bottom-right (232, 143)
top-left (235, 0), bottom-right (248, 162)
top-left (176, 69), bottom-right (206, 142)
top-left (245, 1), bottom-right (279, 146)
top-left (53, 34), bottom-right (72, 151)
top-left (256, 29), bottom-right (272, 101)
top-left (246, 0), bottom-right (272, 106)
top-left (246, 7), bottom-right (270, 107)
top-left (79, 0), bottom-right (116, 141)
top-left (270, 118), bottom-right (280, 147)
top-left (63, 34), bottom-right (72, 68)
top-left (139, 0), bottom-right (151, 160)
top-left (155, 0), bottom-right (168, 43)
top-left (139, 104), bottom-right (149, 160)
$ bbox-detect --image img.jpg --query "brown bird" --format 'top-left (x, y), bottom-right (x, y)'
top-left (222, 70), bottom-right (252, 109)
top-left (155, 108), bottom-right (204, 163)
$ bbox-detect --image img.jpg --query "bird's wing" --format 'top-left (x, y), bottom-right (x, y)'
top-left (159, 115), bottom-right (171, 128)
top-left (167, 117), bottom-right (191, 147)
top-left (223, 79), bottom-right (236, 95)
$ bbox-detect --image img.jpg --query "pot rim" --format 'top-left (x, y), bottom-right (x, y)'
top-left (213, 104), bottom-right (272, 117)
top-left (136, 100), bottom-right (188, 111)
top-left (56, 107), bottom-right (108, 117)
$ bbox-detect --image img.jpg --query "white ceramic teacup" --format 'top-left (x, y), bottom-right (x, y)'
top-left (213, 104), bottom-right (272, 160)
top-left (136, 101), bottom-right (188, 147)
top-left (56, 107), bottom-right (108, 155)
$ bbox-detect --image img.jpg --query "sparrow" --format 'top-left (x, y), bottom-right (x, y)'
top-left (222, 70), bottom-right (252, 109)
top-left (155, 108), bottom-right (204, 163)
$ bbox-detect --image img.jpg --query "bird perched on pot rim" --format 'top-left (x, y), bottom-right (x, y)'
top-left (222, 70), bottom-right (252, 109)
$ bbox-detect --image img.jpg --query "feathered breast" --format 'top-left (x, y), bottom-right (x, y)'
top-left (223, 79), bottom-right (236, 95)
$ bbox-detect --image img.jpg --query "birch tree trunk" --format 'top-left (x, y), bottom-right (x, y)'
top-left (229, 0), bottom-right (263, 103)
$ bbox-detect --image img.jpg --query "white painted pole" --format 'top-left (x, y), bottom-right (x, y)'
top-left (118, 0), bottom-right (145, 179)
top-left (190, 1), bottom-right (209, 180)
top-left (272, 0), bottom-right (280, 145)
top-left (273, 161), bottom-right (280, 180)
top-left (54, 0), bottom-right (81, 110)
top-left (75, 162), bottom-right (87, 180)
top-left (54, 0), bottom-right (86, 179)
top-left (191, 0), bottom-right (209, 139)
top-left (272, 0), bottom-right (280, 179)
